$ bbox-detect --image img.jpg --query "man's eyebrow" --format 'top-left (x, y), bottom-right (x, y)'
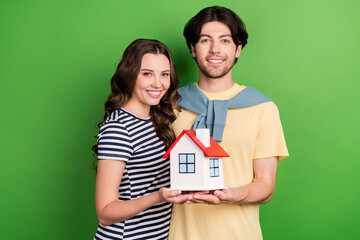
top-left (199, 34), bottom-right (232, 38)
top-left (220, 34), bottom-right (232, 38)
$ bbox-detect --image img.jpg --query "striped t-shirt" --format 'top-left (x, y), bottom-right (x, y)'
top-left (94, 108), bottom-right (171, 240)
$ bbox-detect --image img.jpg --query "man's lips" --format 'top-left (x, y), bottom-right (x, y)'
top-left (207, 57), bottom-right (225, 64)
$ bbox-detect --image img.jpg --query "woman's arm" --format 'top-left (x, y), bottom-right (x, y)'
top-left (95, 160), bottom-right (186, 226)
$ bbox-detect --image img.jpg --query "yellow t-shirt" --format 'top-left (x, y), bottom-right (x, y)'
top-left (168, 83), bottom-right (289, 240)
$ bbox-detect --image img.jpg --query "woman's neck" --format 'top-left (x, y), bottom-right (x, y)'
top-left (122, 100), bottom-right (150, 119)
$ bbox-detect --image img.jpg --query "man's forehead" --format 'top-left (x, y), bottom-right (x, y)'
top-left (200, 21), bottom-right (232, 36)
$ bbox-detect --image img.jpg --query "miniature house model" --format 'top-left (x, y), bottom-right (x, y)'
top-left (163, 129), bottom-right (229, 191)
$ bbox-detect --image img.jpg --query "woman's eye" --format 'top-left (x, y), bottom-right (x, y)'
top-left (143, 72), bottom-right (152, 76)
top-left (162, 73), bottom-right (170, 77)
top-left (222, 39), bottom-right (230, 43)
top-left (201, 39), bottom-right (209, 43)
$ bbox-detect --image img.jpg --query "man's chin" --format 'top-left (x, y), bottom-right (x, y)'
top-left (201, 69), bottom-right (230, 79)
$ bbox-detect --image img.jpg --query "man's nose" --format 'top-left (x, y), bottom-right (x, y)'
top-left (210, 41), bottom-right (220, 53)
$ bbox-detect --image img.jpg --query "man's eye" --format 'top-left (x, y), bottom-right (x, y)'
top-left (201, 39), bottom-right (209, 43)
top-left (222, 39), bottom-right (230, 43)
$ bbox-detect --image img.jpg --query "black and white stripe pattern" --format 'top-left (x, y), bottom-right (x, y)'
top-left (94, 108), bottom-right (171, 240)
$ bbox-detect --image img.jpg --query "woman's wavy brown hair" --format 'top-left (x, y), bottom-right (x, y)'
top-left (92, 39), bottom-right (181, 160)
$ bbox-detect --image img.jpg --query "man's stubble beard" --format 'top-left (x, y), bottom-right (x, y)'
top-left (195, 56), bottom-right (236, 79)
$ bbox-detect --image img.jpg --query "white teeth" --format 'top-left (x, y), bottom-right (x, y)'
top-left (208, 60), bottom-right (223, 63)
top-left (148, 91), bottom-right (161, 95)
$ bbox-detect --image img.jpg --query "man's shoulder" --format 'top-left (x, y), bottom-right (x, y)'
top-left (178, 83), bottom-right (196, 95)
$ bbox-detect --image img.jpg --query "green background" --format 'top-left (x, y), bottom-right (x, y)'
top-left (1, 0), bottom-right (359, 239)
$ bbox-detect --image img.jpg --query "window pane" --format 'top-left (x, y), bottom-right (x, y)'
top-left (180, 164), bottom-right (187, 173)
top-left (179, 154), bottom-right (186, 163)
top-left (214, 159), bottom-right (219, 167)
top-left (214, 168), bottom-right (219, 177)
top-left (209, 159), bottom-right (214, 167)
top-left (210, 168), bottom-right (214, 177)
top-left (188, 164), bottom-right (195, 173)
top-left (188, 154), bottom-right (195, 163)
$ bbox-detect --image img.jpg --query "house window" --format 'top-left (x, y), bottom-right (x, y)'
top-left (179, 154), bottom-right (195, 173)
top-left (209, 158), bottom-right (219, 177)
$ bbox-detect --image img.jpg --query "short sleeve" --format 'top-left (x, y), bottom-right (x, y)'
top-left (97, 121), bottom-right (133, 161)
top-left (253, 102), bottom-right (289, 160)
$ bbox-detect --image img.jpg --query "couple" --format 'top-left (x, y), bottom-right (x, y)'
top-left (93, 6), bottom-right (288, 240)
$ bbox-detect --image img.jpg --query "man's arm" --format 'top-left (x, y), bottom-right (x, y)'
top-left (188, 156), bottom-right (278, 204)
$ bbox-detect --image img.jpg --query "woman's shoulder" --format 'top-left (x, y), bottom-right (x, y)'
top-left (99, 108), bottom-right (152, 135)
top-left (104, 109), bottom-right (123, 122)
top-left (99, 110), bottom-right (128, 134)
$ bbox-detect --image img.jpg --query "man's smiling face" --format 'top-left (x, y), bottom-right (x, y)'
top-left (191, 21), bottom-right (241, 79)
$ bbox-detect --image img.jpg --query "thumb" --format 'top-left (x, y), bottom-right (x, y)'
top-left (167, 189), bottom-right (182, 197)
top-left (214, 190), bottom-right (225, 199)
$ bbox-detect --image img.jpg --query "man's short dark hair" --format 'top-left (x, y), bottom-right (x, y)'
top-left (183, 6), bottom-right (248, 52)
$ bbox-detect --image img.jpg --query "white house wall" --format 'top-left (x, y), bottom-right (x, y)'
top-left (170, 134), bottom-right (205, 190)
top-left (203, 157), bottom-right (224, 189)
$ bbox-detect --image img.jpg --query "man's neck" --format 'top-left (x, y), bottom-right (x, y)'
top-left (197, 73), bottom-right (235, 93)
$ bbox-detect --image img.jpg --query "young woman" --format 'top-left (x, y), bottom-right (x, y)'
top-left (93, 39), bottom-right (186, 240)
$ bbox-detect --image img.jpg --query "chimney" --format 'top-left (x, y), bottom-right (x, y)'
top-left (196, 129), bottom-right (210, 147)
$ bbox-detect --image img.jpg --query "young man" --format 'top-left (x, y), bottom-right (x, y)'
top-left (168, 6), bottom-right (289, 240)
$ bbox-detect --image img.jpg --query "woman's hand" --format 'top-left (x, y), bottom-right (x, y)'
top-left (158, 188), bottom-right (191, 204)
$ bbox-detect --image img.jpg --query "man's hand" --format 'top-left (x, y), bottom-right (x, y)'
top-left (187, 189), bottom-right (237, 204)
top-left (185, 156), bottom-right (279, 205)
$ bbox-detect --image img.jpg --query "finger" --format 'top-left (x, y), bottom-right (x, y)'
top-left (168, 189), bottom-right (182, 196)
top-left (193, 194), bottom-right (216, 200)
top-left (187, 194), bottom-right (206, 204)
top-left (185, 190), bottom-right (210, 195)
top-left (213, 190), bottom-right (226, 200)
top-left (187, 193), bottom-right (195, 201)
top-left (193, 194), bottom-right (221, 204)
top-left (195, 190), bottom-right (210, 194)
top-left (187, 199), bottom-right (208, 204)
top-left (162, 189), bottom-right (181, 199)
top-left (168, 195), bottom-right (188, 204)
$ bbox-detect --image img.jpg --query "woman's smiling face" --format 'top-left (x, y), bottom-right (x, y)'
top-left (126, 53), bottom-right (171, 117)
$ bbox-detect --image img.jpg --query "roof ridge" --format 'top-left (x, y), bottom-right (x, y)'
top-left (163, 129), bottom-right (229, 159)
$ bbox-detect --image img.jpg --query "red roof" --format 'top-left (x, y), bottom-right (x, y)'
top-left (163, 130), bottom-right (229, 158)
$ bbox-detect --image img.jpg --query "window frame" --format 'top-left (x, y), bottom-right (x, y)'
top-left (178, 153), bottom-right (195, 174)
top-left (209, 158), bottom-right (219, 177)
